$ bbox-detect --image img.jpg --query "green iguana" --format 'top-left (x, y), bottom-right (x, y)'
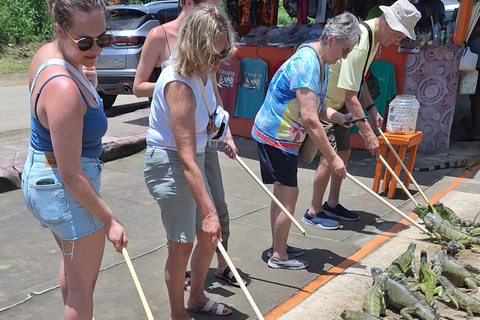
top-left (372, 267), bottom-right (440, 320)
top-left (432, 250), bottom-right (480, 293)
top-left (362, 269), bottom-right (388, 317)
top-left (413, 153), bottom-right (480, 172)
top-left (386, 242), bottom-right (418, 281)
top-left (437, 275), bottom-right (480, 319)
top-left (409, 250), bottom-right (442, 310)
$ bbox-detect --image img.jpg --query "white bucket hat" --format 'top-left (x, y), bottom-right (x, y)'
top-left (380, 0), bottom-right (421, 40)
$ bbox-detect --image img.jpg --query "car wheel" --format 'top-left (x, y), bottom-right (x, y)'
top-left (100, 93), bottom-right (117, 109)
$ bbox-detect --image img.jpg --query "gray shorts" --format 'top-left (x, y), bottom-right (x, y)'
top-left (321, 105), bottom-right (350, 152)
top-left (144, 146), bottom-right (212, 243)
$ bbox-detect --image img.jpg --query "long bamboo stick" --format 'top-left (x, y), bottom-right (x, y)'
top-left (217, 241), bottom-right (265, 320)
top-left (346, 173), bottom-right (428, 234)
top-left (122, 247), bottom-right (154, 320)
top-left (377, 128), bottom-right (430, 205)
top-left (235, 155), bottom-right (307, 237)
top-left (378, 155), bottom-right (420, 207)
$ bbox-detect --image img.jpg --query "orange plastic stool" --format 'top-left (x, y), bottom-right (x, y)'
top-left (372, 131), bottom-right (423, 199)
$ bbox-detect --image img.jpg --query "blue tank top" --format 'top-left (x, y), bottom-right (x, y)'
top-left (29, 59), bottom-right (108, 158)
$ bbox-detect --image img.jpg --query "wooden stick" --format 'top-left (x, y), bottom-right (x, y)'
top-left (377, 128), bottom-right (430, 205)
top-left (217, 241), bottom-right (265, 320)
top-left (122, 247), bottom-right (154, 320)
top-left (346, 173), bottom-right (428, 234)
top-left (378, 154), bottom-right (420, 207)
top-left (235, 155), bottom-right (308, 237)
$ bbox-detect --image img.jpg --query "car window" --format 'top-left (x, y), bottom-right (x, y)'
top-left (157, 9), bottom-right (179, 24)
top-left (107, 9), bottom-right (152, 30)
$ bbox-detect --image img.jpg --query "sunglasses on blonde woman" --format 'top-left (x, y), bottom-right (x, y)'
top-left (65, 31), bottom-right (113, 51)
top-left (209, 38), bottom-right (232, 64)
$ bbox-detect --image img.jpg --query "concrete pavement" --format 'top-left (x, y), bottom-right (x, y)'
top-left (1, 86), bottom-right (480, 319)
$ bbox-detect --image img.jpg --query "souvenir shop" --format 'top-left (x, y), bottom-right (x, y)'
top-left (218, 0), bottom-right (479, 153)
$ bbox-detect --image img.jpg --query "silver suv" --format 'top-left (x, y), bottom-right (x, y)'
top-left (96, 0), bottom-right (180, 109)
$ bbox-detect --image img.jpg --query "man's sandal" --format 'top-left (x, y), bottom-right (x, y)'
top-left (215, 267), bottom-right (247, 287)
top-left (188, 298), bottom-right (232, 316)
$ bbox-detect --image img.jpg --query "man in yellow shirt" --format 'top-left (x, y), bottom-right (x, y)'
top-left (303, 0), bottom-right (421, 225)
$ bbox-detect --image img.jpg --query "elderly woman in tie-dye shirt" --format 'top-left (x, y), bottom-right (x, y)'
top-left (251, 12), bottom-right (362, 271)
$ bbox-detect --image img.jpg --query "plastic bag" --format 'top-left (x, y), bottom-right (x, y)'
top-left (459, 47), bottom-right (478, 71)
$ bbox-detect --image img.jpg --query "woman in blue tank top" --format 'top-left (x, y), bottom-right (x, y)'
top-left (21, 1), bottom-right (127, 319)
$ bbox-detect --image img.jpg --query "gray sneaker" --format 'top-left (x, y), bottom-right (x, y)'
top-left (301, 210), bottom-right (340, 230)
top-left (266, 245), bottom-right (304, 258)
top-left (267, 256), bottom-right (309, 270)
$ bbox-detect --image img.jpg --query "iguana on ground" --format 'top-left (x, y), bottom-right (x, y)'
top-left (413, 153), bottom-right (480, 171)
top-left (437, 275), bottom-right (480, 319)
top-left (385, 242), bottom-right (418, 281)
top-left (432, 250), bottom-right (480, 293)
top-left (415, 202), bottom-right (480, 230)
top-left (372, 267), bottom-right (440, 320)
top-left (409, 250), bottom-right (442, 310)
top-left (423, 213), bottom-right (480, 251)
top-left (362, 268), bottom-right (388, 317)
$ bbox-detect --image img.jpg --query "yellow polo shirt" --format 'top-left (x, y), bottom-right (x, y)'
top-left (326, 19), bottom-right (380, 110)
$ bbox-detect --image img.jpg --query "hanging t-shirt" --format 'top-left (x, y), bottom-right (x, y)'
top-left (217, 57), bottom-right (241, 116)
top-left (252, 46), bottom-right (328, 155)
top-left (234, 57), bottom-right (268, 119)
top-left (350, 59), bottom-right (397, 134)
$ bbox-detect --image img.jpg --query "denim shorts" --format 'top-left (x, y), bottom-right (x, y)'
top-left (144, 146), bottom-right (211, 243)
top-left (22, 146), bottom-right (103, 240)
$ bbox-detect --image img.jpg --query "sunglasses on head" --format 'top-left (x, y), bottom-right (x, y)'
top-left (65, 31), bottom-right (113, 51)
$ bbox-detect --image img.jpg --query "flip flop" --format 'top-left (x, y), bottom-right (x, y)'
top-left (188, 298), bottom-right (232, 316)
top-left (215, 266), bottom-right (246, 287)
top-left (184, 271), bottom-right (191, 292)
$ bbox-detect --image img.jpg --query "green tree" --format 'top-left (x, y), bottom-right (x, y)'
top-left (0, 0), bottom-right (53, 49)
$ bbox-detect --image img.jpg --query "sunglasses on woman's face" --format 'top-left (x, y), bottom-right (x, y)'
top-left (65, 31), bottom-right (113, 51)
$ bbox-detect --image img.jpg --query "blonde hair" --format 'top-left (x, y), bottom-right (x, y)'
top-left (174, 3), bottom-right (237, 78)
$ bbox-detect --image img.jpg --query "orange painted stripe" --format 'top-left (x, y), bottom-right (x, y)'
top-left (263, 166), bottom-right (477, 320)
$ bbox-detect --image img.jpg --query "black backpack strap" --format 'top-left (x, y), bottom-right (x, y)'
top-left (359, 21), bottom-right (373, 100)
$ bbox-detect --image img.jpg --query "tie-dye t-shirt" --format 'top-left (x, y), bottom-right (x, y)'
top-left (251, 46), bottom-right (328, 155)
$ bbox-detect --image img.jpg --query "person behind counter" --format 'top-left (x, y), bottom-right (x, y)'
top-left (251, 12), bottom-right (362, 270)
top-left (143, 3), bottom-right (236, 318)
top-left (22, 0), bottom-right (128, 318)
top-left (415, 0), bottom-right (445, 33)
top-left (133, 0), bottom-right (245, 291)
top-left (307, 0), bottom-right (421, 228)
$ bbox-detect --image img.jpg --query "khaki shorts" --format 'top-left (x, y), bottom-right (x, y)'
top-left (144, 146), bottom-right (212, 243)
top-left (321, 105), bottom-right (350, 152)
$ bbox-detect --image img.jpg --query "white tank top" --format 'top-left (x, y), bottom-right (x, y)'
top-left (146, 64), bottom-right (214, 152)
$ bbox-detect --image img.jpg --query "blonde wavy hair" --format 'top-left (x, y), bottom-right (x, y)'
top-left (174, 3), bottom-right (237, 78)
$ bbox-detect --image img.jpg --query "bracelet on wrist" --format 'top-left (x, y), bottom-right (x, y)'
top-left (366, 103), bottom-right (376, 112)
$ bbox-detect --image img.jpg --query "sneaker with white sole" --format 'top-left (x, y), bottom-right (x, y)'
top-left (301, 210), bottom-right (339, 230)
top-left (322, 202), bottom-right (359, 221)
top-left (266, 245), bottom-right (304, 258)
top-left (267, 256), bottom-right (309, 270)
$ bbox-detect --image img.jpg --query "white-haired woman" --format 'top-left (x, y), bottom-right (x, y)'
top-left (252, 12), bottom-right (362, 270)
